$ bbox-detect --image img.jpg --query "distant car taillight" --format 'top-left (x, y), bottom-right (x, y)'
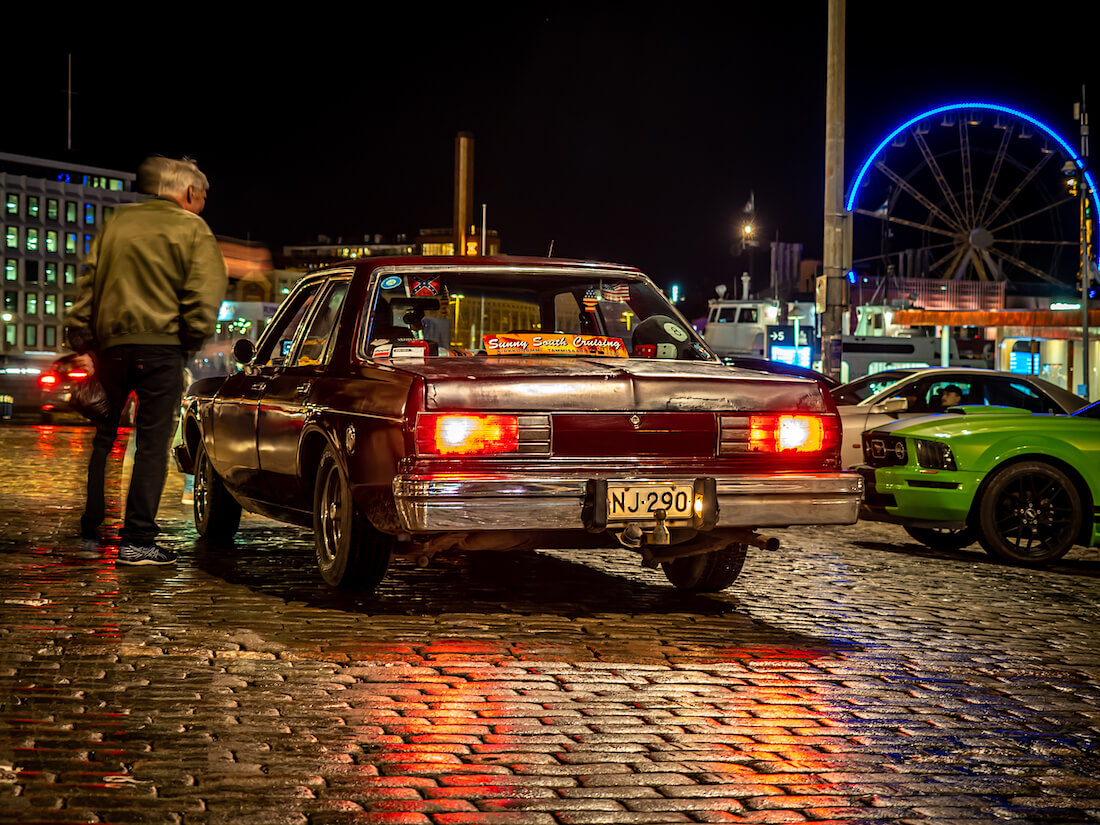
top-left (416, 413), bottom-right (520, 456)
top-left (39, 373), bottom-right (59, 387)
top-left (721, 413), bottom-right (838, 455)
top-left (68, 370), bottom-right (89, 380)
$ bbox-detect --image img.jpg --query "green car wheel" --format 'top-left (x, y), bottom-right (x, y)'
top-left (977, 461), bottom-right (1082, 565)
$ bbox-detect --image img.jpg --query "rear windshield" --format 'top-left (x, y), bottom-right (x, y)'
top-left (830, 369), bottom-right (916, 405)
top-left (361, 269), bottom-right (715, 361)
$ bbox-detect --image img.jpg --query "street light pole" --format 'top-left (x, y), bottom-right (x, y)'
top-left (821, 0), bottom-right (850, 380)
top-left (1077, 87), bottom-right (1091, 399)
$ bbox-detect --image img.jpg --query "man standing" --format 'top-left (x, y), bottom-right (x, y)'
top-left (66, 157), bottom-right (227, 565)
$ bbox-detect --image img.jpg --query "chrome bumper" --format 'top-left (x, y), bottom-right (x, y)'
top-left (391, 473), bottom-right (863, 532)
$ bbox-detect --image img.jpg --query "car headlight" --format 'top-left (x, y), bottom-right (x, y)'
top-left (913, 438), bottom-right (956, 471)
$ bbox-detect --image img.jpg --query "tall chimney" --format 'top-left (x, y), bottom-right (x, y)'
top-left (453, 132), bottom-right (475, 256)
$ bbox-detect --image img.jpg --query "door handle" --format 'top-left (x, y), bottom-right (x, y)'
top-left (296, 383), bottom-right (311, 395)
top-left (249, 381), bottom-right (267, 392)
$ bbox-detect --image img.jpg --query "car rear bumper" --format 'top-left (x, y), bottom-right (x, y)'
top-left (391, 472), bottom-right (864, 532)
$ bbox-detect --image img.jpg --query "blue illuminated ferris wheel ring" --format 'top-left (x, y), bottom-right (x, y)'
top-left (846, 102), bottom-right (1099, 265)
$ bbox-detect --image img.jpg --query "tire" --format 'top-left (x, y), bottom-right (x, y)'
top-left (903, 525), bottom-right (977, 552)
top-left (977, 461), bottom-right (1082, 565)
top-left (313, 447), bottom-right (393, 589)
top-left (193, 440), bottom-right (242, 542)
top-left (661, 543), bottom-right (748, 593)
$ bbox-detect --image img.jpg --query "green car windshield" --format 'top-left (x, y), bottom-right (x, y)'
top-left (363, 269), bottom-right (714, 361)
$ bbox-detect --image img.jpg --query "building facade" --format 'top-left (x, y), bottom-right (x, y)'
top-left (1, 152), bottom-right (143, 362)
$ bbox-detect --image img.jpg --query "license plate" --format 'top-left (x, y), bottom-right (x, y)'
top-left (606, 483), bottom-right (695, 523)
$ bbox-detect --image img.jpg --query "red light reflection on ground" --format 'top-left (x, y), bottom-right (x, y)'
top-left (334, 637), bottom-right (852, 819)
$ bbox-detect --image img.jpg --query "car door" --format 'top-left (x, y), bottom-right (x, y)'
top-left (209, 281), bottom-right (325, 503)
top-left (257, 278), bottom-right (350, 508)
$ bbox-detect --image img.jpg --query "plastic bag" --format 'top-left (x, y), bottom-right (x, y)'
top-left (68, 375), bottom-right (111, 423)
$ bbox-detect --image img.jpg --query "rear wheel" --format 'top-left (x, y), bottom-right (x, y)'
top-left (903, 525), bottom-right (977, 552)
top-left (314, 447), bottom-right (393, 588)
top-left (193, 441), bottom-right (241, 542)
top-left (661, 543), bottom-right (748, 592)
top-left (977, 461), bottom-right (1081, 565)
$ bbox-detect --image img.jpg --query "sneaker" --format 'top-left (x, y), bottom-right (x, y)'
top-left (117, 543), bottom-right (177, 566)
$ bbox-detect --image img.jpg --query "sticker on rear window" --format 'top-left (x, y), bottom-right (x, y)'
top-left (482, 333), bottom-right (627, 357)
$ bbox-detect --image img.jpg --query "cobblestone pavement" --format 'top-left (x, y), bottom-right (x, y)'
top-left (1, 425), bottom-right (1099, 825)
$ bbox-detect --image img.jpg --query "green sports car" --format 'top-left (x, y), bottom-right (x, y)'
top-left (858, 399), bottom-right (1100, 564)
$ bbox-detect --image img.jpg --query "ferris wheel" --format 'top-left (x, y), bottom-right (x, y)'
top-left (847, 102), bottom-right (1097, 286)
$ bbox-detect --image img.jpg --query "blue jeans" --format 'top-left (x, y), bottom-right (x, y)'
top-left (81, 345), bottom-right (185, 545)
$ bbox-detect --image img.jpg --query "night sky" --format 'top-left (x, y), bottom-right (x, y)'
top-left (8, 5), bottom-right (1096, 315)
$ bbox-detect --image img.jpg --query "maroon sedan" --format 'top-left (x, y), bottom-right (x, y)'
top-left (174, 257), bottom-right (862, 592)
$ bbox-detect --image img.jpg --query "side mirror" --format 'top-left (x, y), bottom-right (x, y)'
top-left (871, 397), bottom-right (909, 414)
top-left (232, 338), bottom-right (256, 365)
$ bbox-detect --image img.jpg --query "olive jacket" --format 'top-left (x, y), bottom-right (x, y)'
top-left (65, 197), bottom-right (227, 355)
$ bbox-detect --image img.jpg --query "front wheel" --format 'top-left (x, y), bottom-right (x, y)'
top-left (903, 525), bottom-right (977, 552)
top-left (313, 447), bottom-right (393, 589)
top-left (193, 441), bottom-right (241, 542)
top-left (661, 543), bottom-right (748, 592)
top-left (977, 461), bottom-right (1082, 565)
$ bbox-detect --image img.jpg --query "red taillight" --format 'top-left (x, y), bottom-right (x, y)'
top-left (68, 370), bottom-right (89, 380)
top-left (748, 414), bottom-right (828, 453)
top-left (416, 413), bottom-right (519, 456)
top-left (39, 373), bottom-right (59, 387)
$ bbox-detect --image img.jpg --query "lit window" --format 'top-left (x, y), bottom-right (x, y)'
top-left (84, 204), bottom-right (95, 225)
top-left (44, 325), bottom-right (56, 347)
top-left (65, 202), bottom-right (77, 223)
top-left (26, 293), bottom-right (37, 315)
top-left (27, 197), bottom-right (40, 218)
top-left (83, 234), bottom-right (92, 255)
top-left (24, 324), bottom-right (37, 347)
top-left (5, 226), bottom-right (17, 248)
top-left (4, 195), bottom-right (17, 215)
top-left (47, 199), bottom-right (59, 220)
top-left (109, 179), bottom-right (123, 191)
top-left (26, 228), bottom-right (38, 252)
top-left (64, 264), bottom-right (76, 285)
top-left (4, 322), bottom-right (14, 347)
top-left (44, 294), bottom-right (57, 316)
top-left (65, 233), bottom-right (76, 254)
top-left (46, 231), bottom-right (58, 253)
top-left (44, 263), bottom-right (57, 284)
top-left (3, 290), bottom-right (15, 311)
top-left (4, 259), bottom-right (15, 281)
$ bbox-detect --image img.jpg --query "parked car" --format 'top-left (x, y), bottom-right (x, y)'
top-left (720, 356), bottom-right (840, 389)
top-left (830, 367), bottom-right (1086, 468)
top-left (858, 400), bottom-right (1100, 564)
top-left (172, 256), bottom-right (863, 592)
top-left (38, 353), bottom-right (136, 425)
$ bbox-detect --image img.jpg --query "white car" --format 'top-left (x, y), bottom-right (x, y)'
top-left (830, 367), bottom-right (1087, 468)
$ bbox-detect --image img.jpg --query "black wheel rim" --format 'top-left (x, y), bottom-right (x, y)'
top-left (318, 464), bottom-right (343, 569)
top-left (993, 472), bottom-right (1075, 558)
top-left (194, 452), bottom-right (210, 527)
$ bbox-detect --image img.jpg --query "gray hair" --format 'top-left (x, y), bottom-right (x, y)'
top-left (138, 156), bottom-right (209, 197)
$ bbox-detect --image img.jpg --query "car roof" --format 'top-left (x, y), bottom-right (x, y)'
top-left (313, 255), bottom-right (646, 279)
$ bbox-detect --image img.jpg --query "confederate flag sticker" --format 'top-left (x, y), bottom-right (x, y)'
top-left (410, 276), bottom-right (441, 297)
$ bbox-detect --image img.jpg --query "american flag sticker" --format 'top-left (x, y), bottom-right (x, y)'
top-left (410, 276), bottom-right (441, 297)
top-left (583, 288), bottom-right (600, 311)
top-left (601, 282), bottom-right (630, 303)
